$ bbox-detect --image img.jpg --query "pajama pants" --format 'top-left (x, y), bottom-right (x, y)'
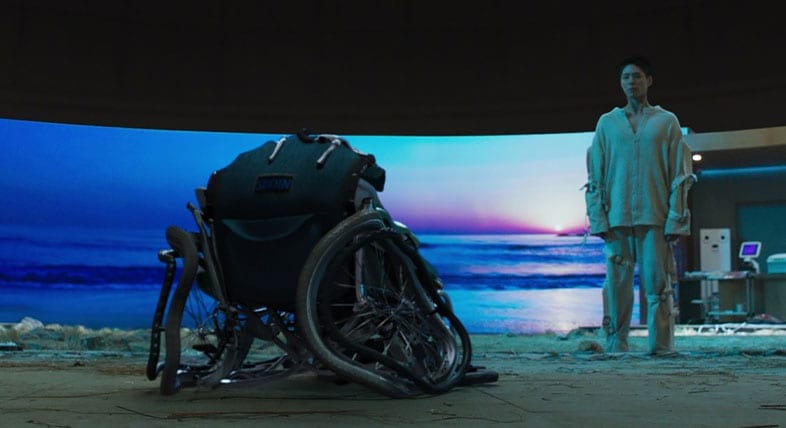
top-left (603, 226), bottom-right (676, 353)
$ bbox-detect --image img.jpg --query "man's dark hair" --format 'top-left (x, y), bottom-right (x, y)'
top-left (618, 55), bottom-right (654, 77)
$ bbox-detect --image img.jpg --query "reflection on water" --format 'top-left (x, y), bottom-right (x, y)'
top-left (449, 288), bottom-right (641, 334)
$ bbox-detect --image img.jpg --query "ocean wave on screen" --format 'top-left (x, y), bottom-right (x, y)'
top-left (0, 264), bottom-right (164, 288)
top-left (460, 261), bottom-right (606, 276)
top-left (0, 234), bottom-right (163, 252)
top-left (418, 235), bottom-right (602, 260)
top-left (0, 226), bottom-right (167, 266)
top-left (439, 272), bottom-right (605, 290)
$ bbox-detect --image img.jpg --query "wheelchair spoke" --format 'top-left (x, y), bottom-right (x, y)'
top-left (323, 233), bottom-right (460, 379)
top-left (298, 209), bottom-right (474, 397)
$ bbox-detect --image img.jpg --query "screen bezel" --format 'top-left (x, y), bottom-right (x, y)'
top-left (739, 241), bottom-right (762, 258)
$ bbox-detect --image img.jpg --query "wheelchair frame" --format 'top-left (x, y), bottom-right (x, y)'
top-left (145, 133), bottom-right (496, 397)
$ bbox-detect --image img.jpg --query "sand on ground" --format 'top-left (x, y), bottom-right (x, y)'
top-left (2, 320), bottom-right (786, 428)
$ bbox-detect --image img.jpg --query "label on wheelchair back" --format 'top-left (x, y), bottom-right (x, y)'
top-left (255, 174), bottom-right (294, 193)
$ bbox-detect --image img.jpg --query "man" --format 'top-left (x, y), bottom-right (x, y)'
top-left (585, 56), bottom-right (696, 354)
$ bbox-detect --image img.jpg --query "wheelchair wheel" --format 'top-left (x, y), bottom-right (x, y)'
top-left (160, 269), bottom-right (244, 395)
top-left (296, 209), bottom-right (472, 398)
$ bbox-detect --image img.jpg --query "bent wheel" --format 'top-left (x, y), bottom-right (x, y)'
top-left (296, 209), bottom-right (471, 397)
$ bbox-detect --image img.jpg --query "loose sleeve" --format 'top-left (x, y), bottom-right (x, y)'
top-left (664, 123), bottom-right (697, 236)
top-left (585, 126), bottom-right (609, 235)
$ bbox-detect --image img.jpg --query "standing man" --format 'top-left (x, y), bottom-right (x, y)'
top-left (585, 56), bottom-right (696, 354)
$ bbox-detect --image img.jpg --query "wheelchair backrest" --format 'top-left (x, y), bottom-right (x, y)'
top-left (203, 133), bottom-right (384, 310)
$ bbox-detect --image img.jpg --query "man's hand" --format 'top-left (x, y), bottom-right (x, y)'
top-left (665, 234), bottom-right (680, 242)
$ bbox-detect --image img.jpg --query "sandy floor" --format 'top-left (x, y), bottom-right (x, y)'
top-left (2, 323), bottom-right (786, 427)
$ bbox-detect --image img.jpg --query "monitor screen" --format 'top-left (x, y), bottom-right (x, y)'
top-left (739, 241), bottom-right (762, 258)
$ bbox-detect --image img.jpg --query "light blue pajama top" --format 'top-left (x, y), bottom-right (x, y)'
top-left (585, 106), bottom-right (696, 236)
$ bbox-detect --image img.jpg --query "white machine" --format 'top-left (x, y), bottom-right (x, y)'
top-left (767, 253), bottom-right (786, 274)
top-left (700, 228), bottom-right (731, 272)
top-left (738, 241), bottom-right (761, 274)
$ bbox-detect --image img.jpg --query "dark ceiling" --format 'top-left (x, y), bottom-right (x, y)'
top-left (0, 1), bottom-right (785, 136)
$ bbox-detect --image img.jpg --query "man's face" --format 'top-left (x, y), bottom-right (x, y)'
top-left (620, 64), bottom-right (652, 98)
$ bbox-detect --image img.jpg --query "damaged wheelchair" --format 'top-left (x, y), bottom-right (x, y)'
top-left (145, 131), bottom-right (498, 397)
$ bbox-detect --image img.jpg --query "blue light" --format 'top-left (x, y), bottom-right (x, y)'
top-left (698, 165), bottom-right (786, 177)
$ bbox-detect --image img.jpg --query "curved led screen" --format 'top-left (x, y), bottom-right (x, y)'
top-left (0, 118), bottom-right (610, 333)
